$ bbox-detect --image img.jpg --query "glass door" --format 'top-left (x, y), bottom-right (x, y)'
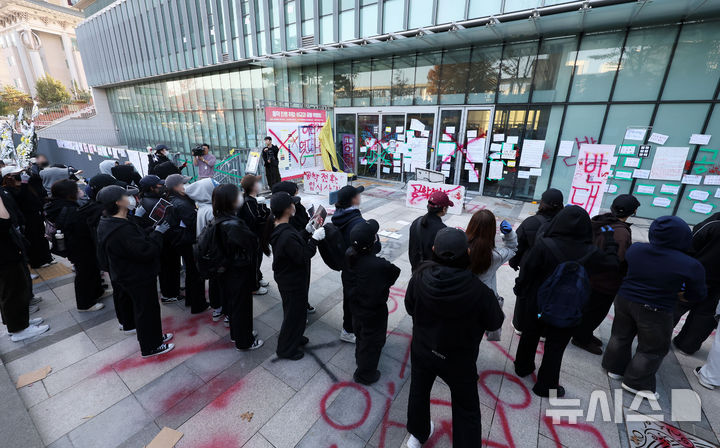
top-left (436, 109), bottom-right (463, 184)
top-left (405, 112), bottom-right (435, 174)
top-left (357, 114), bottom-right (380, 178)
top-left (379, 114), bottom-right (405, 181)
top-left (460, 109), bottom-right (492, 190)
top-left (336, 114), bottom-right (357, 173)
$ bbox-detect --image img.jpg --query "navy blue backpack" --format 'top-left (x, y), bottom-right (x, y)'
top-left (536, 239), bottom-right (593, 328)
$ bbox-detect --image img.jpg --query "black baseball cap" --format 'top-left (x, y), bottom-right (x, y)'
top-left (270, 191), bottom-right (300, 216)
top-left (350, 219), bottom-right (379, 250)
top-left (139, 175), bottom-right (164, 189)
top-left (611, 194), bottom-right (641, 218)
top-left (335, 185), bottom-right (365, 208)
top-left (96, 185), bottom-right (130, 205)
top-left (155, 144), bottom-right (169, 152)
top-left (541, 188), bottom-right (564, 208)
top-left (272, 181), bottom-right (299, 196)
top-left (433, 227), bottom-right (468, 261)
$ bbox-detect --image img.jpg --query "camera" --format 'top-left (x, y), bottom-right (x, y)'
top-left (191, 145), bottom-right (205, 157)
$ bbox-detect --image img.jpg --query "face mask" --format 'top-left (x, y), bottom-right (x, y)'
top-left (127, 195), bottom-right (137, 210)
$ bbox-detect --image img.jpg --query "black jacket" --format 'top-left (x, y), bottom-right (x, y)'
top-left (238, 195), bottom-right (269, 237)
top-left (589, 213), bottom-right (633, 295)
top-left (515, 206), bottom-right (619, 321)
top-left (346, 251), bottom-right (401, 318)
top-left (76, 201), bottom-right (105, 246)
top-left (167, 193), bottom-right (197, 247)
top-left (408, 213), bottom-right (446, 272)
top-left (111, 165), bottom-right (141, 186)
top-left (290, 201), bottom-right (310, 233)
top-left (217, 215), bottom-right (258, 271)
top-left (45, 198), bottom-right (96, 264)
top-left (331, 207), bottom-right (366, 247)
top-left (153, 161), bottom-right (181, 179)
top-left (692, 212), bottom-right (720, 286)
top-left (148, 153), bottom-right (170, 175)
top-left (508, 209), bottom-right (559, 270)
top-left (262, 145), bottom-right (280, 167)
top-left (405, 263), bottom-right (504, 362)
top-left (96, 216), bottom-right (163, 284)
top-left (270, 222), bottom-right (316, 291)
top-left (137, 192), bottom-right (163, 230)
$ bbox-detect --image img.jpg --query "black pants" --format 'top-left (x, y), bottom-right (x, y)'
top-left (515, 316), bottom-right (574, 395)
top-left (220, 269), bottom-right (254, 349)
top-left (124, 279), bottom-right (164, 355)
top-left (73, 258), bottom-right (103, 310)
top-left (0, 262), bottom-right (30, 333)
top-left (277, 287), bottom-right (307, 358)
top-left (176, 244), bottom-right (208, 313)
top-left (265, 164), bottom-right (281, 188)
top-left (112, 281), bottom-right (135, 331)
top-left (25, 213), bottom-right (52, 268)
top-left (511, 294), bottom-right (524, 332)
top-left (673, 286), bottom-right (720, 354)
top-left (602, 297), bottom-right (673, 392)
top-left (340, 270), bottom-right (354, 334)
top-left (353, 310), bottom-right (388, 382)
top-left (407, 346), bottom-right (481, 447)
top-left (158, 242), bottom-right (181, 298)
top-left (208, 278), bottom-right (223, 310)
top-left (574, 289), bottom-right (616, 344)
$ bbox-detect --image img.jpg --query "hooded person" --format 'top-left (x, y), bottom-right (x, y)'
top-left (271, 181), bottom-right (310, 232)
top-left (99, 159), bottom-right (117, 176)
top-left (40, 166), bottom-right (73, 194)
top-left (345, 219), bottom-right (401, 385)
top-left (111, 163), bottom-right (142, 186)
top-left (408, 191), bottom-right (451, 272)
top-left (404, 228), bottom-right (503, 448)
top-left (674, 212), bottom-right (720, 355)
top-left (331, 185), bottom-right (370, 344)
top-left (573, 194), bottom-right (640, 355)
top-left (96, 185), bottom-right (174, 358)
top-left (135, 175), bottom-right (165, 230)
top-left (602, 216), bottom-right (706, 400)
top-left (514, 205), bottom-right (620, 398)
top-left (263, 191), bottom-right (326, 360)
top-left (239, 175), bottom-right (270, 295)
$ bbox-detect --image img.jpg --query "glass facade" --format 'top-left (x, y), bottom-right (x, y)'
top-left (105, 20), bottom-right (720, 224)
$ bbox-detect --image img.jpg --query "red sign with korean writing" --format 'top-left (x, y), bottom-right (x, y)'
top-left (303, 169), bottom-right (349, 194)
top-left (570, 144), bottom-right (615, 217)
top-left (265, 107), bottom-right (326, 124)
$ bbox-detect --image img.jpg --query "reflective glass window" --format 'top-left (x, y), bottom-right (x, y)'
top-left (663, 22), bottom-right (720, 101)
top-left (371, 58), bottom-right (392, 106)
top-left (498, 41), bottom-right (537, 103)
top-left (391, 54), bottom-right (416, 106)
top-left (383, 0), bottom-right (403, 33)
top-left (569, 32), bottom-right (624, 102)
top-left (439, 48), bottom-right (470, 104)
top-left (613, 26), bottom-right (676, 101)
top-left (531, 36), bottom-right (576, 102)
top-left (408, 0), bottom-right (432, 28)
top-left (468, 0), bottom-right (502, 17)
top-left (467, 45), bottom-right (501, 104)
top-left (352, 60), bottom-right (372, 106)
top-left (414, 52), bottom-right (442, 105)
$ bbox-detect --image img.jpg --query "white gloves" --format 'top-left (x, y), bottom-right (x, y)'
top-left (312, 227), bottom-right (326, 241)
top-left (256, 196), bottom-right (267, 204)
top-left (305, 222), bottom-right (315, 234)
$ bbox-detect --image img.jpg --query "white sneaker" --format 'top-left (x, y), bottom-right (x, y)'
top-left (29, 304), bottom-right (40, 314)
top-left (163, 333), bottom-right (174, 343)
top-left (607, 371), bottom-right (623, 380)
top-left (694, 366), bottom-right (715, 390)
top-left (11, 324), bottom-right (50, 342)
top-left (621, 382), bottom-right (659, 401)
top-left (78, 303), bottom-right (105, 312)
top-left (212, 308), bottom-right (223, 321)
top-left (253, 287), bottom-right (268, 295)
top-left (29, 296), bottom-right (42, 305)
top-left (7, 318), bottom-right (44, 336)
top-left (123, 328), bottom-right (137, 335)
top-left (30, 273), bottom-right (40, 280)
top-left (340, 329), bottom-right (356, 344)
top-left (406, 421), bottom-right (434, 448)
top-left (40, 260), bottom-right (57, 268)
top-left (259, 279), bottom-right (270, 287)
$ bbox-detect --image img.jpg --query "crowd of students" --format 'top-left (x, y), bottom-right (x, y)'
top-left (1, 147), bottom-right (719, 447)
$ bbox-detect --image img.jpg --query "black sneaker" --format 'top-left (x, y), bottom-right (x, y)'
top-left (533, 385), bottom-right (565, 398)
top-left (163, 333), bottom-right (174, 343)
top-left (279, 351), bottom-right (304, 361)
top-left (572, 338), bottom-right (603, 355)
top-left (161, 297), bottom-right (179, 304)
top-left (354, 370), bottom-right (381, 385)
top-left (300, 336), bottom-right (309, 346)
top-left (307, 304), bottom-right (316, 314)
top-left (588, 335), bottom-right (603, 347)
top-left (237, 338), bottom-right (264, 351)
top-left (142, 343), bottom-right (175, 358)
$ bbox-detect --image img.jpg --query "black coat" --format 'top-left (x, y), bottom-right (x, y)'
top-left (262, 145), bottom-right (280, 167)
top-left (217, 214), bottom-right (258, 271)
top-left (692, 212), bottom-right (720, 287)
top-left (167, 193), bottom-right (197, 246)
top-left (346, 251), bottom-right (401, 318)
top-left (96, 216), bottom-right (163, 284)
top-left (238, 195), bottom-right (269, 237)
top-left (408, 213), bottom-right (446, 272)
top-left (45, 198), bottom-right (96, 264)
top-left (137, 193), bottom-right (163, 230)
top-left (405, 263), bottom-right (503, 362)
top-left (270, 222), bottom-right (316, 291)
top-left (111, 165), bottom-right (142, 186)
top-left (148, 153), bottom-right (170, 175)
top-left (508, 209), bottom-right (558, 270)
top-left (290, 201), bottom-right (310, 233)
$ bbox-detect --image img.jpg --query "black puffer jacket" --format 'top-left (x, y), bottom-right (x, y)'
top-left (408, 212), bottom-right (446, 272)
top-left (238, 195), bottom-right (269, 237)
top-left (96, 216), bottom-right (163, 284)
top-left (346, 251), bottom-right (401, 318)
top-left (692, 212), bottom-right (720, 287)
top-left (45, 198), bottom-right (97, 264)
top-left (508, 209), bottom-right (559, 270)
top-left (270, 222), bottom-right (316, 291)
top-left (589, 212), bottom-right (633, 295)
top-left (167, 193), bottom-right (197, 247)
top-left (216, 214), bottom-right (258, 271)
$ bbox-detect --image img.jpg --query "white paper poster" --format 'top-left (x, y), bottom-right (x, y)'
top-left (653, 197), bottom-right (672, 208)
top-left (506, 136), bottom-right (519, 145)
top-left (716, 188), bottom-right (720, 199)
top-left (660, 184), bottom-right (680, 195)
top-left (468, 171), bottom-right (479, 183)
top-left (648, 133), bottom-right (669, 145)
top-left (618, 145), bottom-right (636, 155)
top-left (437, 142), bottom-right (455, 156)
top-left (265, 107), bottom-right (327, 180)
top-left (632, 169), bottom-right (650, 179)
top-left (689, 134), bottom-right (711, 145)
top-left (488, 161), bottom-right (504, 179)
top-left (637, 185), bottom-right (655, 194)
top-left (558, 140), bottom-right (574, 157)
top-left (501, 144), bottom-right (516, 160)
top-left (692, 202), bottom-right (714, 214)
top-left (624, 128), bottom-right (647, 141)
top-left (517, 170), bottom-right (531, 179)
top-left (624, 157), bottom-right (641, 168)
top-left (467, 130), bottom-right (477, 138)
top-left (569, 144), bottom-right (615, 217)
top-left (615, 170), bottom-right (633, 180)
top-left (605, 183), bottom-right (618, 193)
top-left (648, 146), bottom-right (689, 181)
top-left (493, 134), bottom-right (505, 142)
top-left (490, 143), bottom-right (502, 153)
top-left (688, 190), bottom-right (710, 201)
top-left (519, 140), bottom-right (545, 168)
top-left (406, 181), bottom-right (465, 215)
top-left (704, 175), bottom-right (720, 185)
top-left (529, 168), bottom-right (542, 176)
top-left (466, 138), bottom-right (485, 162)
top-left (303, 169), bottom-right (349, 194)
top-left (410, 119), bottom-right (425, 132)
top-left (682, 174), bottom-right (702, 185)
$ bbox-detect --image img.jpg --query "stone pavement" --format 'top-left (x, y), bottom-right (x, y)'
top-left (1, 180), bottom-right (719, 448)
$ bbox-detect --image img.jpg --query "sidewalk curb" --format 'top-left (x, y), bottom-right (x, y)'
top-left (0, 361), bottom-right (44, 448)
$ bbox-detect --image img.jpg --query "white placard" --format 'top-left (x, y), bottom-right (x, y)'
top-left (466, 138), bottom-right (485, 162)
top-left (682, 174), bottom-right (702, 185)
top-left (490, 143), bottom-right (502, 153)
top-left (692, 202), bottom-right (714, 214)
top-left (421, 130), bottom-right (430, 137)
top-left (689, 134), bottom-right (711, 145)
top-left (624, 128), bottom-right (647, 141)
top-left (704, 175), bottom-right (720, 185)
top-left (382, 167), bottom-right (390, 174)
top-left (303, 170), bottom-right (349, 194)
top-left (493, 134), bottom-right (505, 142)
top-left (464, 162), bottom-right (472, 170)
top-left (395, 126), bottom-right (404, 134)
top-left (615, 170), bottom-right (633, 180)
top-left (519, 139), bottom-right (545, 168)
top-left (406, 181), bottom-right (465, 215)
top-left (517, 170), bottom-right (531, 179)
top-left (632, 169), bottom-right (650, 179)
top-left (649, 146), bottom-right (689, 181)
top-left (468, 170), bottom-right (479, 183)
top-left (618, 145), bottom-right (636, 155)
top-left (624, 157), bottom-right (641, 168)
top-left (488, 161), bottom-right (504, 179)
top-left (637, 185), bottom-right (655, 194)
top-left (507, 136), bottom-right (519, 145)
top-left (569, 144), bottom-right (615, 217)
top-left (660, 184), bottom-right (680, 195)
top-left (410, 119), bottom-right (425, 132)
top-left (501, 144), bottom-right (516, 160)
top-left (529, 168), bottom-right (542, 176)
top-left (648, 133), bottom-right (669, 145)
top-left (689, 190), bottom-right (710, 201)
top-left (437, 142), bottom-right (455, 156)
top-left (605, 183), bottom-right (618, 193)
top-left (558, 140), bottom-right (574, 157)
top-left (445, 126), bottom-right (455, 134)
top-left (653, 197), bottom-right (672, 208)
top-left (467, 130), bottom-right (477, 138)
top-left (715, 188), bottom-right (720, 199)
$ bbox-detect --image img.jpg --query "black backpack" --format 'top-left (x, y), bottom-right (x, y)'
top-left (318, 222), bottom-right (347, 271)
top-left (194, 216), bottom-right (231, 279)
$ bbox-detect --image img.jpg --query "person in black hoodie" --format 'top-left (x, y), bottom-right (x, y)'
top-left (673, 212), bottom-right (720, 355)
top-left (263, 191), bottom-right (326, 360)
top-left (239, 174), bottom-right (270, 295)
top-left (148, 144), bottom-right (186, 177)
top-left (165, 174), bottom-right (208, 313)
top-left (346, 219), bottom-right (400, 385)
top-left (96, 185), bottom-right (175, 358)
top-left (405, 227), bottom-right (504, 448)
top-left (262, 137), bottom-right (281, 188)
top-left (331, 185), bottom-right (368, 344)
top-left (136, 175), bottom-right (165, 230)
top-left (212, 184), bottom-right (264, 350)
top-left (45, 180), bottom-right (106, 312)
top-left (111, 162), bottom-right (142, 186)
top-left (508, 188), bottom-right (564, 334)
top-left (408, 190), bottom-right (450, 273)
top-left (602, 216), bottom-right (706, 399)
top-left (573, 194), bottom-right (640, 355)
top-left (514, 205), bottom-right (619, 398)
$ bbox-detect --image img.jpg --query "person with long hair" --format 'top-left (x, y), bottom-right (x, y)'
top-left (345, 219), bottom-right (400, 385)
top-left (262, 191), bottom-right (326, 360)
top-left (238, 174), bottom-right (270, 295)
top-left (405, 228), bottom-right (503, 447)
top-left (212, 183), bottom-right (264, 350)
top-left (466, 209), bottom-right (517, 340)
top-left (408, 191), bottom-right (452, 273)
